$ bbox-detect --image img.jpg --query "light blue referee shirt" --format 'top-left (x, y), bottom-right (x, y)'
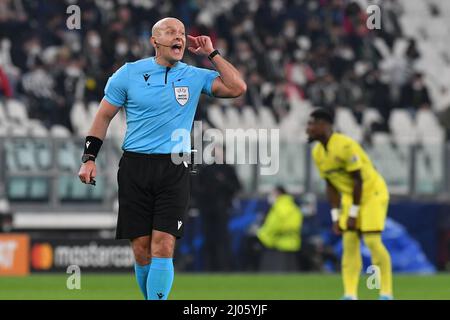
top-left (104, 57), bottom-right (219, 153)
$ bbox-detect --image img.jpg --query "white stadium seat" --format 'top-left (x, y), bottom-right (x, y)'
top-left (224, 107), bottom-right (243, 129)
top-left (207, 105), bottom-right (226, 129)
top-left (241, 106), bottom-right (257, 129)
top-left (50, 125), bottom-right (71, 138)
top-left (70, 101), bottom-right (89, 136)
top-left (6, 99), bottom-right (29, 125)
top-left (335, 107), bottom-right (363, 142)
top-left (362, 108), bottom-right (382, 130)
top-left (258, 107), bottom-right (276, 129)
top-left (416, 109), bottom-right (445, 144)
top-left (389, 109), bottom-right (417, 145)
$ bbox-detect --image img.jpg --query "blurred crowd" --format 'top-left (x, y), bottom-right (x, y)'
top-left (0, 0), bottom-right (445, 136)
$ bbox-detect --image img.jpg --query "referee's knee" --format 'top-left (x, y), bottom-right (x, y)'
top-left (151, 231), bottom-right (176, 258)
top-left (131, 236), bottom-right (151, 265)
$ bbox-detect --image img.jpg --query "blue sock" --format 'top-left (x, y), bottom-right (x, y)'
top-left (134, 263), bottom-right (150, 299)
top-left (146, 257), bottom-right (174, 300)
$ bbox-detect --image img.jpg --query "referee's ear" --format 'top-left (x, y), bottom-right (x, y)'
top-left (150, 37), bottom-right (157, 50)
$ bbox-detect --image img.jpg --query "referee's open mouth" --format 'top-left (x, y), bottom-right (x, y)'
top-left (171, 44), bottom-right (183, 55)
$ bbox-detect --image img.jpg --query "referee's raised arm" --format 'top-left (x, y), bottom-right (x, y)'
top-left (78, 98), bottom-right (120, 185)
top-left (187, 35), bottom-right (247, 98)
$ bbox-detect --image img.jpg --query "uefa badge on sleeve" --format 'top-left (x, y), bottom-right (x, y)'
top-left (174, 86), bottom-right (189, 106)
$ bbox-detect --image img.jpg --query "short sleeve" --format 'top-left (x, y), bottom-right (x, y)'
top-left (343, 142), bottom-right (363, 172)
top-left (312, 147), bottom-right (325, 178)
top-left (104, 63), bottom-right (129, 107)
top-left (200, 68), bottom-right (220, 97)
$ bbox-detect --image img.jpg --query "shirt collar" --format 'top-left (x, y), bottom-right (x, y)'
top-left (151, 57), bottom-right (186, 70)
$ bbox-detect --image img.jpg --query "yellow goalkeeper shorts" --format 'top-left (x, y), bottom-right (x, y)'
top-left (339, 181), bottom-right (389, 232)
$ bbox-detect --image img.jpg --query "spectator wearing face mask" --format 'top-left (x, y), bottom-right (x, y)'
top-left (400, 72), bottom-right (431, 114)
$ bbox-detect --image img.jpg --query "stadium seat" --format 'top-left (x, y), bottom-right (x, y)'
top-left (29, 178), bottom-right (49, 200)
top-left (362, 108), bottom-right (382, 131)
top-left (6, 99), bottom-right (29, 125)
top-left (0, 100), bottom-right (7, 121)
top-left (367, 133), bottom-right (410, 195)
top-left (16, 140), bottom-right (37, 171)
top-left (258, 107), bottom-right (276, 129)
top-left (58, 141), bottom-right (79, 171)
top-left (35, 140), bottom-right (52, 170)
top-left (279, 114), bottom-right (300, 142)
top-left (90, 177), bottom-right (105, 200)
top-left (7, 177), bottom-right (29, 200)
top-left (415, 144), bottom-right (444, 195)
top-left (224, 107), bottom-right (243, 129)
top-left (28, 120), bottom-right (49, 137)
top-left (7, 177), bottom-right (28, 200)
top-left (70, 178), bottom-right (90, 200)
top-left (416, 109), bottom-right (445, 144)
top-left (335, 107), bottom-right (363, 142)
top-left (241, 106), bottom-right (257, 129)
top-left (258, 142), bottom-right (305, 193)
top-left (389, 109), bottom-right (417, 145)
top-left (58, 175), bottom-right (73, 200)
top-left (4, 141), bottom-right (18, 171)
top-left (50, 125), bottom-right (71, 138)
top-left (87, 102), bottom-right (99, 122)
top-left (70, 101), bottom-right (90, 136)
top-left (207, 105), bottom-right (226, 129)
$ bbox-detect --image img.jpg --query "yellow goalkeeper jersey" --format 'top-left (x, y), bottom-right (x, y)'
top-left (312, 132), bottom-right (388, 204)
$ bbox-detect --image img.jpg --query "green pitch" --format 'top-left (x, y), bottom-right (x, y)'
top-left (1, 273), bottom-right (449, 300)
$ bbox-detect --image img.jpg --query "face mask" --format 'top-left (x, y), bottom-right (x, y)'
top-left (88, 35), bottom-right (101, 48)
top-left (284, 26), bottom-right (296, 39)
top-left (66, 66), bottom-right (80, 77)
top-left (116, 42), bottom-right (128, 56)
top-left (239, 49), bottom-right (251, 62)
top-left (243, 19), bottom-right (253, 33)
top-left (269, 49), bottom-right (282, 62)
top-left (30, 45), bottom-right (41, 55)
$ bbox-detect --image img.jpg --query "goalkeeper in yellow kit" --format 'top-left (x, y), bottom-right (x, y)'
top-left (306, 108), bottom-right (393, 300)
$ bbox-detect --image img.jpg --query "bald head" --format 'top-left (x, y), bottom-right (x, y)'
top-left (152, 17), bottom-right (184, 37)
top-left (151, 17), bottom-right (186, 66)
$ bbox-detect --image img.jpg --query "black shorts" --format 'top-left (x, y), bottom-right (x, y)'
top-left (115, 151), bottom-right (190, 240)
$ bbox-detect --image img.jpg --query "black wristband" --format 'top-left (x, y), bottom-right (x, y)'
top-left (208, 49), bottom-right (220, 61)
top-left (84, 136), bottom-right (103, 158)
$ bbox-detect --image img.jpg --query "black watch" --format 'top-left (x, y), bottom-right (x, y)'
top-left (81, 154), bottom-right (96, 163)
top-left (208, 49), bottom-right (220, 60)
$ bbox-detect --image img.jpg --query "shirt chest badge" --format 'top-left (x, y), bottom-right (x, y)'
top-left (174, 86), bottom-right (189, 106)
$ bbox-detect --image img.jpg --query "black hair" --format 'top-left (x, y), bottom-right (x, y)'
top-left (275, 185), bottom-right (287, 195)
top-left (310, 108), bottom-right (334, 124)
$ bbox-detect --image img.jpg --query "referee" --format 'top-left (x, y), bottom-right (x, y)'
top-left (78, 17), bottom-right (246, 300)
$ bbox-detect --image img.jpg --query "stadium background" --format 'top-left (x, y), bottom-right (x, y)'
top-left (0, 0), bottom-right (450, 299)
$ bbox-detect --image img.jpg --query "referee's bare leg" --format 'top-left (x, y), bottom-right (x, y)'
top-left (131, 231), bottom-right (176, 300)
top-left (131, 235), bottom-right (152, 299)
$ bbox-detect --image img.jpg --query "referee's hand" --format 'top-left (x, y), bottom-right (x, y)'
top-left (78, 161), bottom-right (96, 185)
top-left (187, 35), bottom-right (215, 56)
